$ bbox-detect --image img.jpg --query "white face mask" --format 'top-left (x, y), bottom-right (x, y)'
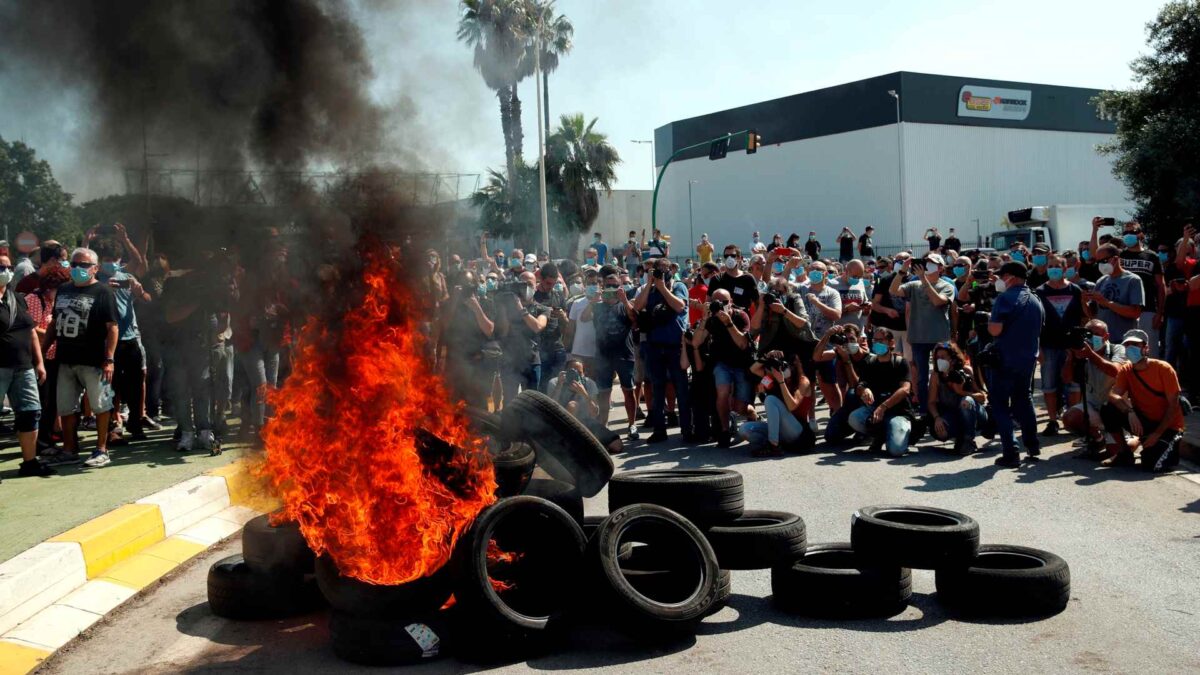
top-left (936, 358), bottom-right (951, 372)
top-left (925, 263), bottom-right (940, 275)
top-left (893, 261), bottom-right (904, 273)
top-left (0, 270), bottom-right (13, 286)
top-left (724, 256), bottom-right (738, 270)
top-left (1098, 262), bottom-right (1115, 276)
top-left (994, 278), bottom-right (1007, 293)
top-left (847, 342), bottom-right (861, 355)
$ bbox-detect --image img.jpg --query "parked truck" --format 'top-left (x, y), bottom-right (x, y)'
top-left (989, 203), bottom-right (1137, 252)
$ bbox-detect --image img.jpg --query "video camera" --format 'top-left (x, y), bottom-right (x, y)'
top-left (1065, 326), bottom-right (1091, 351)
top-left (494, 280), bottom-right (528, 297)
top-left (709, 298), bottom-right (727, 315)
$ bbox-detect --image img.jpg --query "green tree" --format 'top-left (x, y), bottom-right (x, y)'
top-left (0, 136), bottom-right (80, 243)
top-left (1096, 0), bottom-right (1200, 239)
top-left (546, 113), bottom-right (619, 256)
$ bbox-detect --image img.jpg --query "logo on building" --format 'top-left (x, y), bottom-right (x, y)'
top-left (957, 85), bottom-right (1032, 121)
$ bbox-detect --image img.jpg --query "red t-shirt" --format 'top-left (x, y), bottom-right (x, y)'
top-left (1115, 359), bottom-right (1184, 430)
top-left (1181, 258), bottom-right (1199, 307)
top-left (688, 283), bottom-right (709, 326)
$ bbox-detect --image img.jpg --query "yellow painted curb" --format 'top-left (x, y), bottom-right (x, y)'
top-left (0, 640), bottom-right (51, 675)
top-left (49, 504), bottom-right (164, 579)
top-left (209, 458), bottom-right (281, 513)
top-left (140, 537), bottom-right (207, 566)
top-left (97, 554), bottom-right (178, 591)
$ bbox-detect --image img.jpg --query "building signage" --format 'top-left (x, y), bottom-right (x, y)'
top-left (957, 85), bottom-right (1032, 121)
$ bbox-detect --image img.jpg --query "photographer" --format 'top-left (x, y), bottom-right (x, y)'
top-left (891, 253), bottom-right (955, 411)
top-left (954, 260), bottom-right (996, 352)
top-left (1086, 244), bottom-right (1144, 343)
top-left (692, 289), bottom-right (751, 448)
top-left (495, 271), bottom-right (548, 408)
top-left (801, 261), bottom-right (843, 410)
top-left (587, 271), bottom-right (638, 436)
top-left (632, 257), bottom-right (691, 443)
top-left (928, 341), bottom-right (988, 455)
top-left (1034, 254), bottom-right (1087, 436)
top-left (845, 328), bottom-right (913, 456)
top-left (533, 262), bottom-right (569, 392)
top-left (1098, 329), bottom-right (1183, 472)
top-left (832, 259), bottom-right (873, 330)
top-left (547, 358), bottom-right (622, 453)
top-left (708, 245), bottom-right (759, 312)
top-left (749, 276), bottom-right (810, 364)
top-left (987, 262), bottom-right (1045, 468)
top-left (818, 324), bottom-right (870, 444)
top-left (438, 270), bottom-right (497, 409)
top-left (742, 349), bottom-right (815, 456)
top-left (1063, 319), bottom-right (1127, 458)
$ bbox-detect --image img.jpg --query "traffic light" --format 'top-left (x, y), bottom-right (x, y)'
top-left (747, 129), bottom-right (762, 154)
top-left (708, 138), bottom-right (729, 161)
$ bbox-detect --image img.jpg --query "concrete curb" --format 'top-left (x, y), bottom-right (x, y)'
top-left (0, 458), bottom-right (278, 675)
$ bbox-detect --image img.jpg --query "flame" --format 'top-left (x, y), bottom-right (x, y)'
top-left (261, 243), bottom-right (496, 584)
top-left (486, 539), bottom-right (523, 593)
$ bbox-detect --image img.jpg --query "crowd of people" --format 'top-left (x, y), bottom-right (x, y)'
top-left (2, 224), bottom-right (290, 480)
top-left (440, 218), bottom-right (1195, 472)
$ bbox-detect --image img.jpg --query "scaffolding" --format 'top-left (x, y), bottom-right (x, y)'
top-left (122, 168), bottom-right (482, 207)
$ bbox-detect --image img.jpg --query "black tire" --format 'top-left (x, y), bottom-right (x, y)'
top-left (467, 407), bottom-right (509, 452)
top-left (492, 443), bottom-right (536, 497)
top-left (207, 554), bottom-right (323, 620)
top-left (851, 504), bottom-right (980, 570)
top-left (241, 514), bottom-right (315, 575)
top-left (771, 543), bottom-right (911, 619)
top-left (315, 555), bottom-right (453, 618)
top-left (616, 544), bottom-right (733, 617)
top-left (521, 476), bottom-right (584, 523)
top-left (607, 469), bottom-right (744, 527)
top-left (452, 496), bottom-right (587, 660)
top-left (935, 544), bottom-right (1071, 618)
top-left (500, 390), bottom-right (613, 497)
top-left (704, 510), bottom-right (807, 570)
top-left (329, 611), bottom-right (448, 666)
top-left (590, 504), bottom-right (721, 637)
top-left (582, 514), bottom-right (607, 541)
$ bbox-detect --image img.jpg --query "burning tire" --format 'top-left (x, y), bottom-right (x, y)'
top-left (241, 514), bottom-right (315, 575)
top-left (452, 496), bottom-right (587, 661)
top-left (492, 443), bottom-right (536, 497)
top-left (704, 510), bottom-right (807, 570)
top-left (607, 469), bottom-right (744, 527)
top-left (771, 543), bottom-right (911, 619)
top-left (935, 545), bottom-right (1071, 618)
top-left (850, 504), bottom-right (980, 570)
top-left (207, 554), bottom-right (323, 620)
top-left (315, 555), bottom-right (454, 619)
top-left (329, 611), bottom-right (448, 666)
top-left (521, 476), bottom-right (584, 523)
top-left (467, 407), bottom-right (507, 450)
top-left (500, 390), bottom-right (613, 497)
top-left (589, 504), bottom-right (722, 638)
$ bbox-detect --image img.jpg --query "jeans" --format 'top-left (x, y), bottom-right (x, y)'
top-left (538, 349), bottom-right (567, 393)
top-left (689, 369), bottom-right (716, 437)
top-left (38, 361), bottom-right (58, 441)
top-left (936, 398), bottom-right (987, 443)
top-left (501, 363), bottom-right (541, 409)
top-left (238, 343), bottom-right (280, 431)
top-left (113, 339), bottom-right (146, 432)
top-left (645, 343), bottom-right (691, 433)
top-left (824, 391), bottom-right (862, 443)
top-left (988, 365), bottom-right (1039, 460)
top-left (912, 343), bottom-right (935, 411)
top-left (142, 328), bottom-right (164, 418)
top-left (847, 405), bottom-right (912, 456)
top-left (211, 342), bottom-right (235, 433)
top-left (1164, 316), bottom-right (1186, 374)
top-left (741, 395), bottom-right (807, 447)
top-left (164, 342), bottom-right (212, 433)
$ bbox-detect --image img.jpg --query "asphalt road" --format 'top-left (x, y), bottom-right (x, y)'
top-left (42, 407), bottom-right (1200, 675)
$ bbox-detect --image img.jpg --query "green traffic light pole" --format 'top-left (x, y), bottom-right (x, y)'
top-left (651, 129), bottom-right (751, 237)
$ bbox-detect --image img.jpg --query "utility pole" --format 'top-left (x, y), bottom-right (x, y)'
top-left (534, 18), bottom-right (550, 257)
top-left (888, 90), bottom-right (906, 249)
top-left (688, 179), bottom-right (699, 255)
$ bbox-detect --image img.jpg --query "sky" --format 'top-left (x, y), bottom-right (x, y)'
top-left (0, 0), bottom-right (1166, 201)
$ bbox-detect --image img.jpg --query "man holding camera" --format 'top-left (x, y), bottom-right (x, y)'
top-left (692, 288), bottom-right (751, 448)
top-left (846, 328), bottom-right (913, 456)
top-left (987, 261), bottom-right (1045, 468)
top-left (1098, 329), bottom-right (1183, 472)
top-left (632, 258), bottom-right (691, 443)
top-left (709, 245), bottom-right (759, 312)
top-left (1063, 319), bottom-right (1127, 458)
top-left (1034, 254), bottom-right (1086, 437)
top-left (586, 270), bottom-right (638, 436)
top-left (890, 253), bottom-right (955, 412)
top-left (93, 241), bottom-right (150, 443)
top-left (496, 271), bottom-right (549, 408)
top-left (533, 262), bottom-right (569, 393)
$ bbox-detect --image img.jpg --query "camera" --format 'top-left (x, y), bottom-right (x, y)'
top-left (763, 292), bottom-right (780, 306)
top-left (829, 332), bottom-right (849, 346)
top-left (709, 299), bottom-right (727, 315)
top-left (496, 280), bottom-right (528, 297)
top-left (1065, 326), bottom-right (1090, 350)
top-left (652, 268), bottom-right (666, 280)
top-left (944, 368), bottom-right (969, 386)
top-left (1100, 217), bottom-right (1116, 227)
top-left (761, 355), bottom-right (788, 373)
top-left (972, 269), bottom-right (990, 281)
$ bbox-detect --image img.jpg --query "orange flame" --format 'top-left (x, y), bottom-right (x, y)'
top-left (486, 539), bottom-right (523, 593)
top-left (261, 245), bottom-right (496, 584)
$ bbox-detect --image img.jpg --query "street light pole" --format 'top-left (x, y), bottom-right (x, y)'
top-left (688, 179), bottom-right (699, 255)
top-left (632, 139), bottom-right (655, 189)
top-left (887, 90), bottom-right (906, 249)
top-left (972, 218), bottom-right (981, 248)
top-left (535, 22), bottom-right (550, 257)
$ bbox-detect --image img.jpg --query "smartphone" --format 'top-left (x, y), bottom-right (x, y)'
top-left (972, 270), bottom-right (989, 281)
top-left (1100, 217), bottom-right (1116, 227)
top-left (110, 278), bottom-right (131, 289)
top-left (602, 288), bottom-right (617, 300)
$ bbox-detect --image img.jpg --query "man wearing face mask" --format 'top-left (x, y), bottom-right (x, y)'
top-left (801, 261), bottom-right (844, 411)
top-left (696, 233), bottom-right (714, 265)
top-left (586, 269), bottom-right (636, 432)
top-left (832, 259), bottom-right (873, 330)
top-left (871, 252), bottom-right (909, 359)
top-left (95, 241), bottom-right (150, 443)
top-left (496, 271), bottom-right (548, 407)
top-left (804, 232), bottom-right (821, 261)
top-left (818, 324), bottom-right (869, 444)
top-left (623, 231), bottom-right (643, 271)
top-left (987, 261), bottom-right (1045, 468)
top-left (944, 228), bottom-right (961, 255)
top-left (1091, 220), bottom-right (1164, 355)
top-left (632, 258), bottom-right (691, 443)
top-left (1063, 319), bottom-right (1127, 458)
top-left (890, 253), bottom-right (955, 412)
top-left (15, 242), bottom-right (69, 295)
top-left (532, 262), bottom-right (568, 393)
top-left (0, 253), bottom-right (53, 477)
top-left (592, 233), bottom-right (608, 265)
top-left (1076, 240), bottom-right (1100, 282)
top-left (1034, 254), bottom-right (1086, 437)
top-left (846, 328), bottom-right (913, 455)
top-left (567, 268), bottom-right (602, 374)
top-left (438, 269), bottom-right (497, 409)
top-left (1099, 329), bottom-right (1183, 471)
top-left (1027, 245), bottom-right (1051, 289)
top-left (1086, 243), bottom-right (1144, 344)
top-left (708, 246), bottom-right (759, 312)
top-left (44, 248), bottom-right (119, 468)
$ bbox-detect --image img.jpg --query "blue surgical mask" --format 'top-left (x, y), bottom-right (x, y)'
top-left (101, 262), bottom-right (122, 275)
top-left (772, 262), bottom-right (785, 275)
top-left (59, 260), bottom-right (71, 269)
top-left (871, 342), bottom-right (889, 356)
top-left (70, 267), bottom-right (92, 284)
top-left (1080, 250), bottom-right (1091, 261)
top-left (807, 270), bottom-right (824, 284)
top-left (486, 278), bottom-right (498, 291)
top-left (1122, 233), bottom-right (1139, 247)
top-left (553, 282), bottom-right (565, 294)
top-left (1012, 252), bottom-right (1025, 263)
top-left (1033, 255), bottom-right (1047, 267)
top-left (952, 266), bottom-right (966, 278)
top-left (1090, 335), bottom-right (1104, 350)
top-left (585, 257), bottom-right (596, 266)
top-left (1065, 268), bottom-right (1078, 280)
top-left (1126, 345), bottom-right (1144, 363)
top-left (1158, 252), bottom-right (1169, 263)
top-left (476, 284), bottom-right (487, 297)
top-left (1047, 268), bottom-right (1064, 281)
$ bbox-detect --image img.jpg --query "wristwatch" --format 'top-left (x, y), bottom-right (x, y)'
top-left (103, 357), bottom-right (115, 365)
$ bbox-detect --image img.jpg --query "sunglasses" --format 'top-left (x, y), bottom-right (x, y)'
top-left (70, 261), bottom-right (95, 269)
top-left (0, 265), bottom-right (11, 272)
top-left (1093, 256), bottom-right (1113, 264)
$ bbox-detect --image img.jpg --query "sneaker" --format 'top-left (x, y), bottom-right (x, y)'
top-left (142, 416), bottom-right (163, 431)
top-left (127, 427), bottom-right (148, 441)
top-left (627, 425), bottom-right (640, 441)
top-left (666, 412), bottom-right (679, 428)
top-left (19, 459), bottom-right (56, 477)
top-left (1101, 451), bottom-right (1136, 467)
top-left (177, 431), bottom-right (195, 452)
top-left (83, 451), bottom-right (111, 468)
top-left (634, 408), bottom-right (646, 422)
top-left (43, 449), bottom-right (82, 465)
top-left (868, 438), bottom-right (884, 454)
top-left (954, 437), bottom-right (977, 456)
top-left (1026, 444), bottom-right (1042, 458)
top-left (1040, 421), bottom-right (1059, 437)
top-left (647, 429), bottom-right (669, 443)
top-left (80, 416), bottom-right (97, 431)
top-left (994, 455), bottom-right (1021, 468)
top-left (716, 431), bottom-right (731, 448)
top-left (197, 430), bottom-right (217, 451)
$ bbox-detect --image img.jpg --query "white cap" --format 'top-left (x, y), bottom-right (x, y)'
top-left (523, 253), bottom-right (538, 264)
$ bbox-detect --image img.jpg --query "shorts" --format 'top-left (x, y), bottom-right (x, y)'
top-left (1068, 403), bottom-right (1111, 442)
top-left (892, 329), bottom-right (914, 362)
top-left (1040, 348), bottom-right (1081, 393)
top-left (713, 362), bottom-right (753, 404)
top-left (594, 357), bottom-right (634, 391)
top-left (0, 367), bottom-right (41, 413)
top-left (57, 363), bottom-right (115, 416)
top-left (812, 359), bottom-right (837, 384)
top-left (635, 342), bottom-right (648, 385)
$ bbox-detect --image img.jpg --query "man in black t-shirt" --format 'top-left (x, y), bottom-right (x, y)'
top-left (1117, 222), bottom-right (1165, 356)
top-left (587, 273), bottom-right (637, 430)
top-left (533, 262), bottom-right (569, 392)
top-left (692, 289), bottom-right (752, 447)
top-left (46, 248), bottom-right (119, 468)
top-left (707, 245), bottom-right (759, 312)
top-left (858, 226), bottom-right (876, 258)
top-left (925, 227), bottom-right (942, 252)
top-left (838, 228), bottom-right (856, 263)
top-left (0, 254), bottom-right (54, 478)
top-left (804, 232), bottom-right (822, 261)
top-left (845, 327), bottom-right (913, 456)
top-left (944, 229), bottom-right (962, 255)
top-left (1035, 254), bottom-right (1086, 435)
top-left (497, 271), bottom-right (548, 408)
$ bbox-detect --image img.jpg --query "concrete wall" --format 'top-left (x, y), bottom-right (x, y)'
top-left (588, 189), bottom-right (653, 248)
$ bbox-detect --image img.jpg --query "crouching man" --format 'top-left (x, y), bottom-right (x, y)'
top-left (1098, 329), bottom-right (1184, 472)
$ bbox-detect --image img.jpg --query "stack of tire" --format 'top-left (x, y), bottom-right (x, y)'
top-left (771, 504), bottom-right (1071, 619)
top-left (207, 515), bottom-right (323, 621)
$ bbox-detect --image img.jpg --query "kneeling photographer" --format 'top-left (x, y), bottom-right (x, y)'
top-left (741, 349), bottom-right (815, 456)
top-left (816, 324), bottom-right (869, 444)
top-left (845, 328), bottom-right (914, 456)
top-left (927, 341), bottom-right (988, 455)
top-left (1062, 319), bottom-right (1126, 458)
top-left (1098, 329), bottom-right (1184, 472)
top-left (546, 358), bottom-right (622, 454)
top-left (691, 289), bottom-right (751, 448)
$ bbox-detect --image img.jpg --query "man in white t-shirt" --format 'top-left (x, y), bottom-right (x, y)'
top-left (568, 268), bottom-right (600, 372)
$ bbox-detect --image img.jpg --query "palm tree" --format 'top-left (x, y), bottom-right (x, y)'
top-left (546, 113), bottom-right (620, 256)
top-left (520, 1), bottom-right (574, 140)
top-left (457, 0), bottom-right (530, 183)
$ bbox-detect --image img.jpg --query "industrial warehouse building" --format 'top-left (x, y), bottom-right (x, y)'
top-left (650, 71), bottom-right (1128, 255)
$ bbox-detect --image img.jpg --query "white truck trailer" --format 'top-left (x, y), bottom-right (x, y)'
top-left (990, 204), bottom-right (1137, 252)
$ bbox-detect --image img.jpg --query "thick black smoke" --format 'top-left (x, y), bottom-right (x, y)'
top-left (0, 0), bottom-right (384, 173)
